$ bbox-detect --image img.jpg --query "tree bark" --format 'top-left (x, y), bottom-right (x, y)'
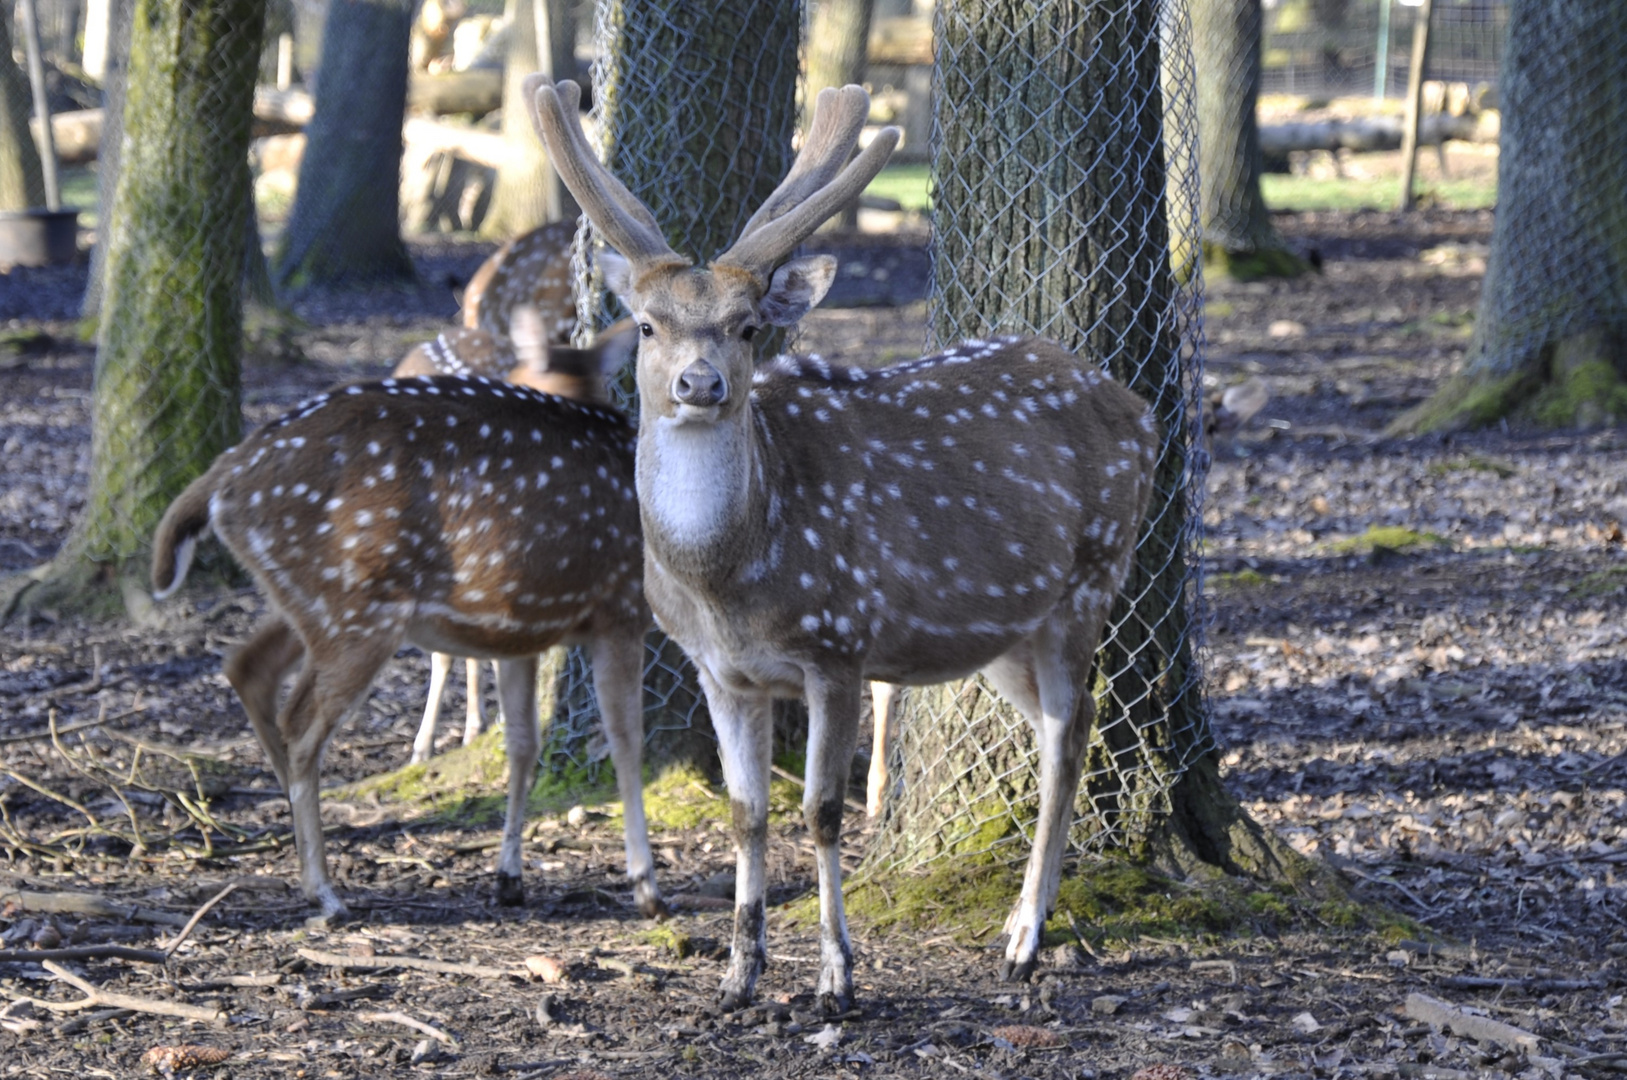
top-left (805, 0), bottom-right (874, 230)
top-left (551, 0), bottom-right (804, 778)
top-left (480, 0), bottom-right (576, 238)
top-left (868, 0), bottom-right (1292, 889)
top-left (80, 0), bottom-right (132, 323)
top-left (1192, 0), bottom-right (1304, 279)
top-left (274, 0), bottom-right (416, 289)
top-left (25, 0), bottom-right (264, 601)
top-left (1391, 0), bottom-right (1627, 434)
top-left (0, 8), bottom-right (45, 212)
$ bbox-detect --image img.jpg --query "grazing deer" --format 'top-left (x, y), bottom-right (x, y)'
top-left (525, 75), bottom-right (1157, 1011)
top-left (150, 334), bottom-right (660, 924)
top-left (393, 312), bottom-right (638, 764)
top-left (461, 220), bottom-right (582, 345)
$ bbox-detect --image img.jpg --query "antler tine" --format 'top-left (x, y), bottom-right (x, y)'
top-left (736, 85), bottom-right (872, 239)
top-left (524, 74), bottom-right (678, 266)
top-left (717, 125), bottom-right (900, 277)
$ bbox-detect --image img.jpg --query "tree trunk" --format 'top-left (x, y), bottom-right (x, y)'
top-left (805, 0), bottom-right (874, 230)
top-left (1391, 0), bottom-right (1627, 433)
top-left (80, 0), bottom-right (132, 323)
top-left (549, 0), bottom-right (804, 779)
top-left (0, 8), bottom-right (45, 212)
top-left (1192, 0), bottom-right (1304, 279)
top-left (481, 0), bottom-right (576, 238)
top-left (20, 0), bottom-right (264, 605)
top-left (867, 0), bottom-right (1293, 891)
top-left (274, 0), bottom-right (416, 289)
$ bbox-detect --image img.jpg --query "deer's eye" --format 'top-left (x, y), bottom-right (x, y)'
top-left (741, 325), bottom-right (759, 342)
top-left (639, 323), bottom-right (655, 338)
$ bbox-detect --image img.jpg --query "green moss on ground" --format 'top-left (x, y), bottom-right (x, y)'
top-left (1571, 566), bottom-right (1627, 599)
top-left (1426, 456), bottom-right (1515, 479)
top-left (1530, 359), bottom-right (1627, 428)
top-left (833, 854), bottom-right (1411, 953)
top-left (1330, 525), bottom-right (1449, 556)
top-left (1202, 241), bottom-right (1309, 282)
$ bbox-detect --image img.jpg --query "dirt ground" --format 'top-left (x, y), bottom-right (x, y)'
top-left (2, 211), bottom-right (1625, 1079)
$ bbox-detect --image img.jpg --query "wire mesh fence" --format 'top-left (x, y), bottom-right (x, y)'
top-left (1262, 0), bottom-right (1507, 101)
top-left (856, 0), bottom-right (1210, 872)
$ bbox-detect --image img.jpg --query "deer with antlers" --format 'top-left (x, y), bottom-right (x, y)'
top-left (525, 75), bottom-right (1157, 1010)
top-left (394, 308), bottom-right (637, 764)
top-left (150, 325), bottom-right (660, 924)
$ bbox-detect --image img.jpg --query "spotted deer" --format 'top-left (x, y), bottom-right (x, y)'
top-left (525, 75), bottom-right (1157, 1010)
top-left (150, 350), bottom-right (661, 924)
top-left (393, 311), bottom-right (638, 764)
top-left (461, 220), bottom-right (582, 344)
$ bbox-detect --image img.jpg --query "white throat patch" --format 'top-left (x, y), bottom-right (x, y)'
top-left (640, 416), bottom-right (748, 548)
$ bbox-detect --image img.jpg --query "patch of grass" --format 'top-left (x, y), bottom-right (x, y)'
top-left (1426, 456), bottom-right (1515, 479)
top-left (1330, 525), bottom-right (1450, 556)
top-left (1261, 173), bottom-right (1496, 213)
top-left (640, 763), bottom-right (803, 834)
top-left (1209, 568), bottom-right (1272, 590)
top-left (1571, 566), bottom-right (1627, 599)
top-left (637, 924), bottom-right (693, 959)
top-left (864, 164), bottom-right (931, 212)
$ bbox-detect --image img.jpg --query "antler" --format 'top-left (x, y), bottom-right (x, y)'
top-left (718, 87), bottom-right (900, 277)
top-left (524, 74), bottom-right (683, 269)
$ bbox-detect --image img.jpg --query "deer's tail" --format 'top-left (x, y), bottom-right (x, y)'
top-left (151, 469), bottom-right (219, 600)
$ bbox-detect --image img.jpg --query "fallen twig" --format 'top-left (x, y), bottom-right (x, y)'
top-left (1437, 975), bottom-right (1603, 993)
top-left (11, 960), bottom-right (227, 1024)
top-left (161, 882), bottom-right (238, 957)
top-left (296, 946), bottom-right (517, 980)
top-left (0, 945), bottom-right (168, 965)
top-left (1405, 992), bottom-right (1541, 1053)
top-left (1, 888), bottom-right (189, 927)
top-left (0, 717), bottom-right (104, 745)
top-left (52, 1006), bottom-right (134, 1036)
top-left (354, 1009), bottom-right (458, 1046)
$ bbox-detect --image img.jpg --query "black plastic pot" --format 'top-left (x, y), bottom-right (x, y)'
top-left (0, 208), bottom-right (78, 267)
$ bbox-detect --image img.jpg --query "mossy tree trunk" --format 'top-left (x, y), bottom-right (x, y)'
top-left (82, 0), bottom-right (133, 323)
top-left (1391, 0), bottom-right (1627, 434)
top-left (806, 0), bottom-right (873, 230)
top-left (274, 0), bottom-right (415, 289)
top-left (480, 0), bottom-right (576, 239)
top-left (1192, 0), bottom-right (1304, 280)
top-left (549, 0), bottom-right (803, 780)
top-left (0, 9), bottom-right (45, 212)
top-left (867, 0), bottom-right (1297, 893)
top-left (10, 0), bottom-right (265, 611)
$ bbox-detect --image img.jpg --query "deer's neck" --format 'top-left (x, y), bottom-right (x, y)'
top-left (636, 407), bottom-right (765, 577)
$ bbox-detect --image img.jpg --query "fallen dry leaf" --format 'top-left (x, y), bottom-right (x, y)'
top-left (140, 1046), bottom-right (231, 1075)
top-left (524, 954), bottom-right (567, 983)
top-left (993, 1023), bottom-right (1066, 1048)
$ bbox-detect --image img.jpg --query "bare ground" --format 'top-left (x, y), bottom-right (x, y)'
top-left (0, 212), bottom-right (1624, 1079)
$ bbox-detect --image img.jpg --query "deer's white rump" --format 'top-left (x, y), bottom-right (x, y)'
top-left (525, 73), bottom-right (1156, 1011)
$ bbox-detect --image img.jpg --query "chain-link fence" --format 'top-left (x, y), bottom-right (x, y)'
top-left (1262, 0), bottom-right (1507, 101)
top-left (852, 0), bottom-right (1210, 872)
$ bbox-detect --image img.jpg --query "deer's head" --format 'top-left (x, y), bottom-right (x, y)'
top-left (524, 77), bottom-right (899, 428)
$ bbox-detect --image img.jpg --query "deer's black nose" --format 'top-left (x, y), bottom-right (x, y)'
top-left (673, 360), bottom-right (727, 407)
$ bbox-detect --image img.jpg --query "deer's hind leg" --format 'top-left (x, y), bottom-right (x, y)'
top-left (277, 629), bottom-right (405, 923)
top-left (224, 617), bottom-right (305, 791)
top-left (410, 651), bottom-right (456, 764)
top-left (982, 598), bottom-right (1112, 983)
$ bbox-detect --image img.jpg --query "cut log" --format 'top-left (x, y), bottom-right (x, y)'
top-left (1259, 112), bottom-right (1493, 158)
top-left (407, 69), bottom-right (502, 116)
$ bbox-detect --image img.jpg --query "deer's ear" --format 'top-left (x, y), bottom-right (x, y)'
top-left (759, 255), bottom-right (837, 326)
top-left (599, 250), bottom-right (634, 299)
top-left (595, 318), bottom-right (640, 377)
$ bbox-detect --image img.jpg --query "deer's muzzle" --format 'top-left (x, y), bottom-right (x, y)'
top-left (673, 360), bottom-right (728, 408)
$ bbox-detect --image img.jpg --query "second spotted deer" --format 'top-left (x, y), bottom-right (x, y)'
top-left (394, 309), bottom-right (637, 763)
top-left (150, 346), bottom-right (660, 924)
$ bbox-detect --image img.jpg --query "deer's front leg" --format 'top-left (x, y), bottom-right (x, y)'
top-left (591, 633), bottom-right (666, 919)
top-left (697, 670), bottom-right (773, 1011)
top-left (495, 656), bottom-right (541, 906)
top-left (410, 652), bottom-right (455, 765)
top-left (804, 671), bottom-right (864, 1014)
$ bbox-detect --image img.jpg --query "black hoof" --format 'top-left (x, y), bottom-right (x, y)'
top-left (496, 872), bottom-right (525, 907)
top-left (998, 956), bottom-right (1036, 984)
top-left (717, 986), bottom-right (752, 1012)
top-left (817, 990), bottom-right (853, 1016)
